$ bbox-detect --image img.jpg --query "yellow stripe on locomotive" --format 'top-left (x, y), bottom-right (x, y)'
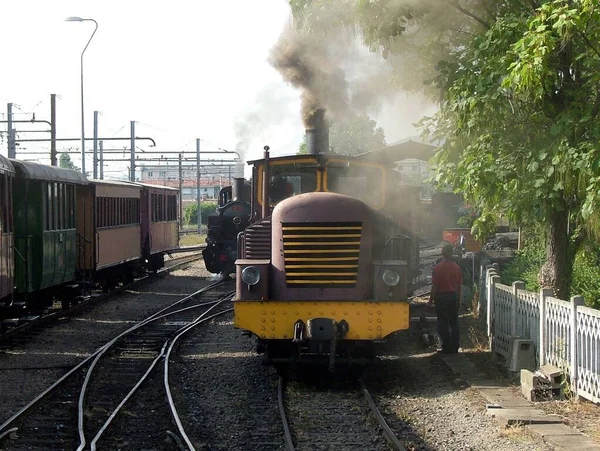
top-left (234, 301), bottom-right (409, 340)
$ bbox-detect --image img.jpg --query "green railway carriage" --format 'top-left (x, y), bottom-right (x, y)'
top-left (10, 160), bottom-right (87, 308)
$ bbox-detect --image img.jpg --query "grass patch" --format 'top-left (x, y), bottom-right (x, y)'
top-left (179, 233), bottom-right (206, 246)
top-left (496, 422), bottom-right (538, 443)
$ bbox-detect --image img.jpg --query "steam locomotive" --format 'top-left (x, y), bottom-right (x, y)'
top-left (233, 114), bottom-right (420, 370)
top-left (202, 179), bottom-right (251, 277)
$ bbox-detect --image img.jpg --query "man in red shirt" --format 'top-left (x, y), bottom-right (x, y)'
top-left (428, 243), bottom-right (462, 354)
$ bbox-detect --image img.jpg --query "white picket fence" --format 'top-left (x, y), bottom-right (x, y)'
top-left (484, 267), bottom-right (600, 404)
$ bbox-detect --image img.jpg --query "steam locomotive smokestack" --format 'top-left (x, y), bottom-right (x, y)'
top-left (232, 177), bottom-right (245, 201)
top-left (305, 108), bottom-right (329, 155)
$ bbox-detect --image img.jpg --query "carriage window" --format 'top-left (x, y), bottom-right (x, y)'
top-left (0, 174), bottom-right (7, 233)
top-left (58, 184), bottom-right (64, 230)
top-left (68, 185), bottom-right (75, 228)
top-left (167, 195), bottom-right (177, 221)
top-left (45, 183), bottom-right (52, 230)
top-left (53, 183), bottom-right (59, 230)
top-left (326, 162), bottom-right (385, 209)
top-left (41, 181), bottom-right (46, 231)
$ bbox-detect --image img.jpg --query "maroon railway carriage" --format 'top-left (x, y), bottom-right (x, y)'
top-left (139, 183), bottom-right (179, 271)
top-left (0, 155), bottom-right (14, 305)
top-left (77, 180), bottom-right (144, 289)
top-left (77, 180), bottom-right (179, 288)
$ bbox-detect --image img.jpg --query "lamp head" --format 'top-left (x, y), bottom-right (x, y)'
top-left (65, 16), bottom-right (84, 22)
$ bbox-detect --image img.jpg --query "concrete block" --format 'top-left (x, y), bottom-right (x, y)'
top-left (542, 434), bottom-right (600, 450)
top-left (507, 338), bottom-right (536, 372)
top-left (539, 364), bottom-right (564, 387)
top-left (521, 381), bottom-right (564, 402)
top-left (478, 387), bottom-right (531, 406)
top-left (528, 423), bottom-right (583, 437)
top-left (486, 407), bottom-right (564, 426)
top-left (521, 369), bottom-right (541, 388)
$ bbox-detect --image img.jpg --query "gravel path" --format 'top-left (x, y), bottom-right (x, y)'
top-left (0, 260), bottom-right (214, 427)
top-left (365, 334), bottom-right (553, 451)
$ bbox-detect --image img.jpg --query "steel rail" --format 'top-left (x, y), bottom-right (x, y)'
top-left (0, 279), bottom-right (228, 439)
top-left (0, 250), bottom-right (204, 344)
top-left (89, 342), bottom-right (169, 451)
top-left (278, 376), bottom-right (296, 451)
top-left (360, 380), bottom-right (407, 451)
top-left (163, 300), bottom-right (234, 451)
top-left (76, 290), bottom-right (229, 450)
top-left (90, 299), bottom-right (232, 450)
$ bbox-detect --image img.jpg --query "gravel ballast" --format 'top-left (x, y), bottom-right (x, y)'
top-left (0, 258), bottom-right (560, 450)
top-left (0, 259), bottom-right (214, 426)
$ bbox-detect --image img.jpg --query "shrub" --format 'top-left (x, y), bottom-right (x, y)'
top-left (184, 201), bottom-right (217, 225)
top-left (571, 246), bottom-right (600, 309)
top-left (500, 230), bottom-right (545, 292)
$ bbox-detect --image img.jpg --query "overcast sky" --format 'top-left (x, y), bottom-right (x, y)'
top-left (0, 0), bottom-right (433, 179)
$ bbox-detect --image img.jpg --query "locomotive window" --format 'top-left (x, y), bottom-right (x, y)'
top-left (325, 162), bottom-right (385, 210)
top-left (266, 164), bottom-right (318, 205)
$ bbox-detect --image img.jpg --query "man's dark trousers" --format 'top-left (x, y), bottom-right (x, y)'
top-left (435, 292), bottom-right (460, 353)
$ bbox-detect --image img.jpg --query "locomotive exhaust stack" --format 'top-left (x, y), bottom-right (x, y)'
top-left (232, 177), bottom-right (245, 201)
top-left (305, 108), bottom-right (329, 155)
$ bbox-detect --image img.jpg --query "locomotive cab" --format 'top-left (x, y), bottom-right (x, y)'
top-left (234, 150), bottom-right (418, 369)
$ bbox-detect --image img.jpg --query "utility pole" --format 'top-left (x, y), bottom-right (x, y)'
top-left (178, 153), bottom-right (183, 230)
top-left (196, 138), bottom-right (201, 233)
top-left (50, 94), bottom-right (57, 166)
top-left (7, 103), bottom-right (15, 158)
top-left (99, 140), bottom-right (104, 179)
top-left (130, 121), bottom-right (135, 182)
top-left (93, 111), bottom-right (99, 178)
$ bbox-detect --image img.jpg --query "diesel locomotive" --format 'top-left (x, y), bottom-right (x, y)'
top-left (234, 119), bottom-right (420, 369)
top-left (203, 179), bottom-right (251, 277)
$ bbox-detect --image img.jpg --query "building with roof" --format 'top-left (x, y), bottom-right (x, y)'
top-left (138, 161), bottom-right (243, 206)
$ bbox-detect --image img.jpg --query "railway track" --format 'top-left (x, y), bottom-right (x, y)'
top-left (278, 375), bottom-right (406, 451)
top-left (0, 278), bottom-right (233, 450)
top-left (0, 250), bottom-right (205, 344)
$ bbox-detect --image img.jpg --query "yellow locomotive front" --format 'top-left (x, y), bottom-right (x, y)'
top-left (234, 133), bottom-right (416, 368)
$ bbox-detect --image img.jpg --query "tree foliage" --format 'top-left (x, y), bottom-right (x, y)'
top-left (184, 202), bottom-right (217, 226)
top-left (423, 0), bottom-right (600, 298)
top-left (287, 0), bottom-right (600, 299)
top-left (59, 153), bottom-right (80, 172)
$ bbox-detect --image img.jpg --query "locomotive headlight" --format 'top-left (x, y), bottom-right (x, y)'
top-left (241, 266), bottom-right (261, 286)
top-left (382, 269), bottom-right (400, 287)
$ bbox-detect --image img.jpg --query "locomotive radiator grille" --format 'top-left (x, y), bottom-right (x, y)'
top-left (282, 222), bottom-right (362, 287)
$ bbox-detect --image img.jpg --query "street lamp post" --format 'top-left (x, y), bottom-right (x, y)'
top-left (66, 16), bottom-right (98, 176)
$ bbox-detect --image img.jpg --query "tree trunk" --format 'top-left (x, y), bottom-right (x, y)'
top-left (539, 208), bottom-right (570, 298)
